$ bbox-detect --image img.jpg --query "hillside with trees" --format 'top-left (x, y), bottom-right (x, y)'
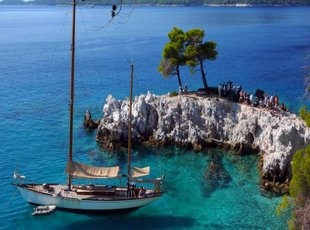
top-left (1, 0), bottom-right (309, 6)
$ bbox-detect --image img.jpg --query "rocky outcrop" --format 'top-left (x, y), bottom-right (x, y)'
top-left (83, 110), bottom-right (99, 129)
top-left (96, 92), bottom-right (310, 191)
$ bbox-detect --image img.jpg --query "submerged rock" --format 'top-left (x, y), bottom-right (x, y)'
top-left (203, 160), bottom-right (232, 197)
top-left (96, 92), bottom-right (310, 191)
top-left (83, 110), bottom-right (99, 129)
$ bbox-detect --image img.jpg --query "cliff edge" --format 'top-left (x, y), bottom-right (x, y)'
top-left (96, 92), bottom-right (310, 192)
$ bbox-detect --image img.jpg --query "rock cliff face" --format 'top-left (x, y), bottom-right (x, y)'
top-left (96, 92), bottom-right (310, 190)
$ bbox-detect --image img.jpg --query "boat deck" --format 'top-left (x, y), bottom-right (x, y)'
top-left (25, 184), bottom-right (159, 201)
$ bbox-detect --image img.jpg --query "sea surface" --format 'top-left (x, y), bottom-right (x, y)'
top-left (1, 4), bottom-right (310, 230)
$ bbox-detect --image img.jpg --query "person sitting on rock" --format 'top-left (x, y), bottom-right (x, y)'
top-left (280, 102), bottom-right (287, 111)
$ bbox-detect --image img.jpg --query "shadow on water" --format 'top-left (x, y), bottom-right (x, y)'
top-left (57, 213), bottom-right (196, 230)
top-left (204, 223), bottom-right (266, 230)
top-left (57, 207), bottom-right (139, 216)
top-left (201, 151), bottom-right (232, 197)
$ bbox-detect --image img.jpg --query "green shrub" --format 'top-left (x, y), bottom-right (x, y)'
top-left (276, 195), bottom-right (290, 216)
top-left (299, 106), bottom-right (310, 127)
top-left (287, 145), bottom-right (310, 230)
top-left (278, 141), bottom-right (310, 229)
top-left (290, 145), bottom-right (310, 200)
top-left (169, 91), bottom-right (178, 97)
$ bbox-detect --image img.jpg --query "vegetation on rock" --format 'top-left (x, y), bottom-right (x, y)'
top-left (185, 29), bottom-right (218, 90)
top-left (158, 27), bottom-right (217, 90)
top-left (158, 27), bottom-right (187, 88)
top-left (290, 106), bottom-right (310, 229)
top-left (278, 107), bottom-right (310, 229)
top-left (300, 106), bottom-right (310, 127)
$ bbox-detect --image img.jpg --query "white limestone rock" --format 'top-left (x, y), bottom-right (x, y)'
top-left (97, 93), bottom-right (310, 182)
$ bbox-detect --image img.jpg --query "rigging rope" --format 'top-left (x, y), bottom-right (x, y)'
top-left (77, 0), bottom-right (135, 64)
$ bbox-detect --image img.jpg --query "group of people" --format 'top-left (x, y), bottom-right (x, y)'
top-left (218, 80), bottom-right (241, 101)
top-left (218, 81), bottom-right (288, 112)
top-left (127, 182), bottom-right (146, 198)
top-left (179, 84), bottom-right (188, 95)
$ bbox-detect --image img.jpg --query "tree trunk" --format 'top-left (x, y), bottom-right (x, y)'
top-left (200, 58), bottom-right (208, 91)
top-left (176, 65), bottom-right (183, 88)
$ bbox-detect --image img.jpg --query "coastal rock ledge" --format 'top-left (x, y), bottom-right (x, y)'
top-left (96, 92), bottom-right (310, 192)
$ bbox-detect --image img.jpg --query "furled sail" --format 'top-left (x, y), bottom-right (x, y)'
top-left (131, 166), bottom-right (150, 178)
top-left (66, 161), bottom-right (119, 178)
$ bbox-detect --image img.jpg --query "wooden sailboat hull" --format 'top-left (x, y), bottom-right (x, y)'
top-left (17, 185), bottom-right (161, 211)
top-left (16, 184), bottom-right (162, 211)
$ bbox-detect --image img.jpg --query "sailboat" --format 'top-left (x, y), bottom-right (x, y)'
top-left (13, 0), bottom-right (164, 211)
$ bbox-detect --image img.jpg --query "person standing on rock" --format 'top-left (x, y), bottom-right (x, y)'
top-left (179, 86), bottom-right (183, 96)
top-left (184, 84), bottom-right (188, 94)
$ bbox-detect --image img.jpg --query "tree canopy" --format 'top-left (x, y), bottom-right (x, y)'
top-left (158, 27), bottom-right (217, 91)
top-left (158, 27), bottom-right (187, 88)
top-left (185, 28), bottom-right (218, 90)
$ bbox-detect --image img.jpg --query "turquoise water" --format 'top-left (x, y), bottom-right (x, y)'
top-left (1, 4), bottom-right (309, 229)
top-left (5, 147), bottom-right (289, 229)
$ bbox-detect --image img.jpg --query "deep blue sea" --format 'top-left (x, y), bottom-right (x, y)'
top-left (1, 4), bottom-right (310, 230)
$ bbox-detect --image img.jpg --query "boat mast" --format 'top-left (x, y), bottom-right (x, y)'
top-left (127, 63), bottom-right (134, 179)
top-left (68, 0), bottom-right (76, 188)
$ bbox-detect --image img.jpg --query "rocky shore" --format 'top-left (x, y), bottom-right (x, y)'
top-left (96, 92), bottom-right (310, 193)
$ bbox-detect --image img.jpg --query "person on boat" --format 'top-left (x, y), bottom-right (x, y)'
top-left (139, 187), bottom-right (146, 197)
top-left (127, 182), bottom-right (136, 197)
top-left (127, 182), bottom-right (131, 197)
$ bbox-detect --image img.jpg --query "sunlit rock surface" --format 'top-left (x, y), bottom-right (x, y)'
top-left (96, 92), bottom-right (310, 190)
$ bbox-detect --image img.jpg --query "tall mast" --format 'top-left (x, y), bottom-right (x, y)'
top-left (127, 63), bottom-right (134, 179)
top-left (68, 0), bottom-right (76, 188)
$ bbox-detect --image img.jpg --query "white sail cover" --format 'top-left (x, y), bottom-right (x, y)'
top-left (131, 166), bottom-right (150, 178)
top-left (66, 161), bottom-right (119, 179)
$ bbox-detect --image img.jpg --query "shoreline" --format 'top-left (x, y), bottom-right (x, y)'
top-left (96, 91), bottom-right (310, 194)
